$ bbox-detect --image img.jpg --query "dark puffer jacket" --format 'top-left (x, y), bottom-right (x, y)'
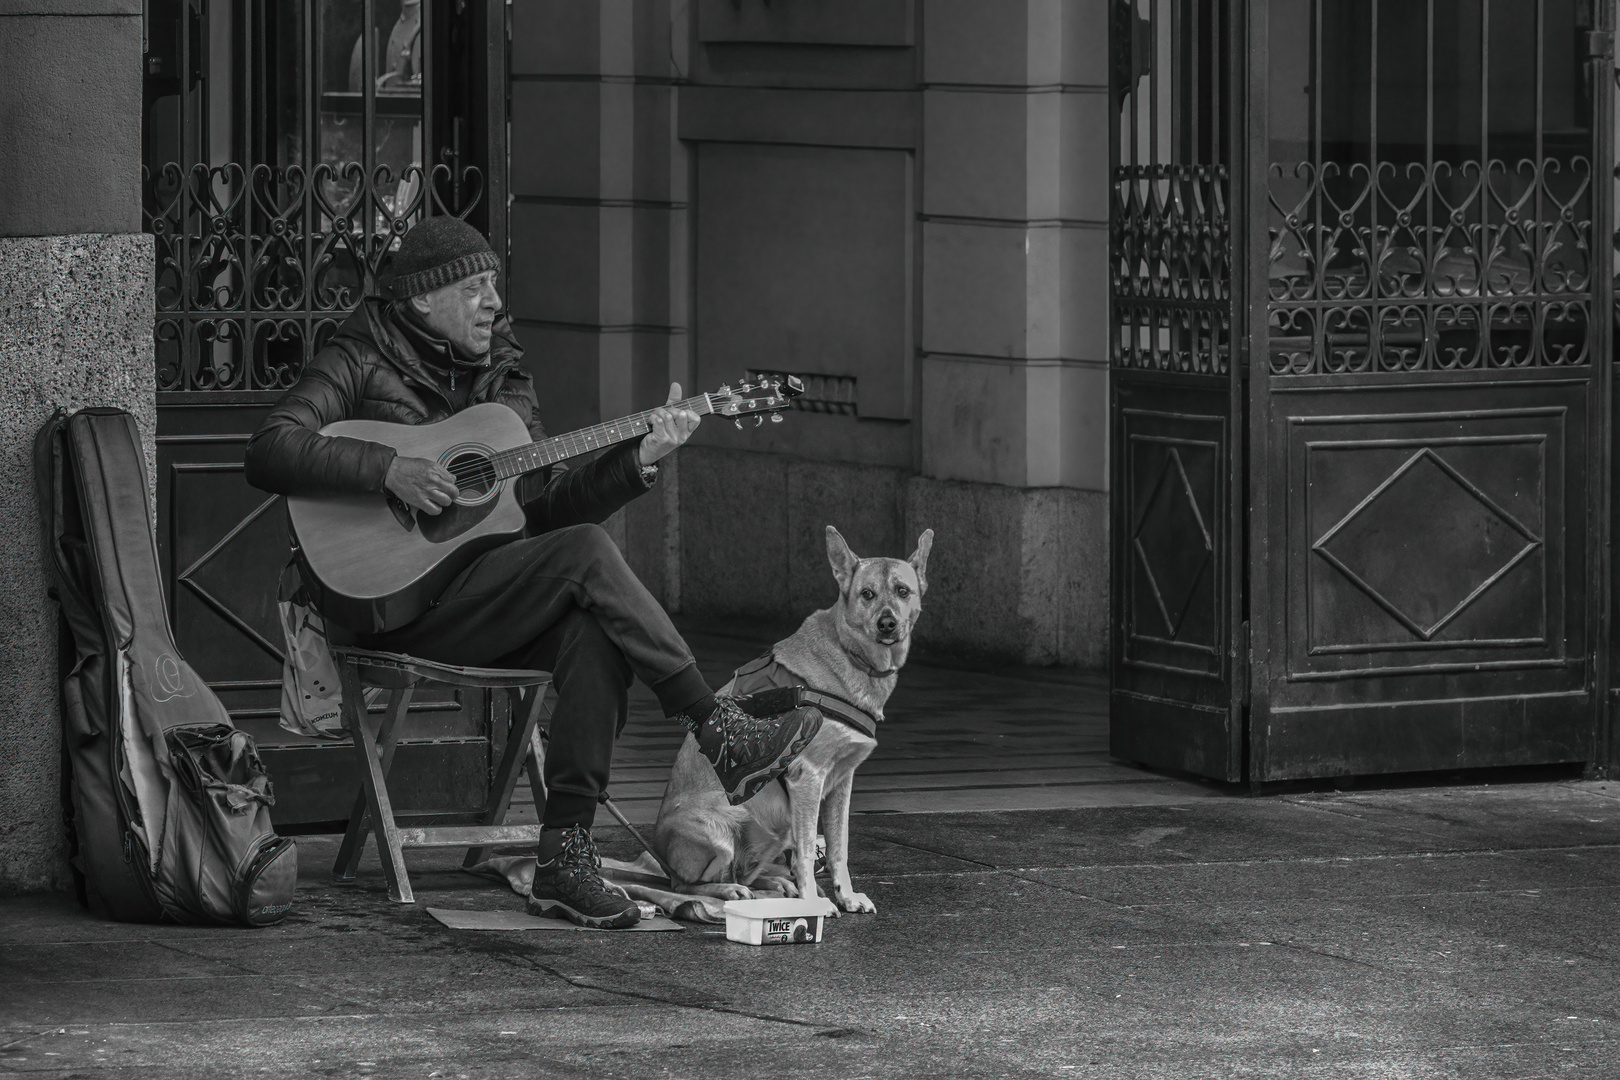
top-left (244, 297), bottom-right (649, 533)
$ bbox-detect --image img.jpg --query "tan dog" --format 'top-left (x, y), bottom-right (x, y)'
top-left (647, 526), bottom-right (933, 914)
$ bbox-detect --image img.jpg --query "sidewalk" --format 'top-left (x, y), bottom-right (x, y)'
top-left (4, 635), bottom-right (1620, 1078)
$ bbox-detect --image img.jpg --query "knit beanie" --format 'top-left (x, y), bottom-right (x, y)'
top-left (384, 216), bottom-right (499, 299)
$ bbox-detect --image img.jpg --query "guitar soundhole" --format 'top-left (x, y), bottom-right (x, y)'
top-left (446, 450), bottom-right (495, 500)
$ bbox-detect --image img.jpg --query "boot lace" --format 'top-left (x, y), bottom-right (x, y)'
top-left (552, 826), bottom-right (606, 888)
top-left (711, 700), bottom-right (784, 768)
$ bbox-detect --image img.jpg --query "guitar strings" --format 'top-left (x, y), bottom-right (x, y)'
top-left (448, 462), bottom-right (499, 487)
top-left (440, 390), bottom-right (768, 488)
top-left (469, 398), bottom-right (704, 479)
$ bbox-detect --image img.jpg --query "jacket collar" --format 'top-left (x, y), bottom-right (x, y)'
top-left (394, 302), bottom-right (489, 378)
top-left (337, 296), bottom-right (523, 404)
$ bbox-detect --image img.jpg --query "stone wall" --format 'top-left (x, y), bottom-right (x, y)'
top-left (663, 0), bottom-right (1112, 666)
top-left (0, 1), bottom-right (143, 236)
top-left (0, 0), bottom-right (150, 893)
top-left (509, 0), bottom-right (1114, 667)
top-left (0, 235), bottom-right (156, 893)
top-left (677, 444), bottom-right (1108, 666)
top-left (509, 0), bottom-right (690, 610)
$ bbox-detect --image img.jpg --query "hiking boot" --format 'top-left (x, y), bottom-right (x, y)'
top-left (687, 695), bottom-right (823, 805)
top-left (525, 825), bottom-right (641, 929)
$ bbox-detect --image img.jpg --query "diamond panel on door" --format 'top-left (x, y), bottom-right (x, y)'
top-left (167, 463), bottom-right (287, 715)
top-left (1121, 408), bottom-right (1225, 679)
top-left (1279, 393), bottom-right (1580, 693)
top-left (1310, 441), bottom-right (1546, 653)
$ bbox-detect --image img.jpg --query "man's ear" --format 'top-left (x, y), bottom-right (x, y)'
top-left (407, 293), bottom-right (432, 316)
top-left (907, 529), bottom-right (934, 596)
top-left (826, 526), bottom-right (859, 596)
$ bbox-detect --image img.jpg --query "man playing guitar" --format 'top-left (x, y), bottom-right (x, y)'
top-left (245, 216), bottom-right (821, 929)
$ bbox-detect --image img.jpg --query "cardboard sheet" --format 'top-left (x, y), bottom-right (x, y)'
top-left (426, 906), bottom-right (684, 933)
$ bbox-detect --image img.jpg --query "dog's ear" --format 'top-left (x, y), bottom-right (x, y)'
top-left (826, 526), bottom-right (860, 595)
top-left (907, 529), bottom-right (934, 596)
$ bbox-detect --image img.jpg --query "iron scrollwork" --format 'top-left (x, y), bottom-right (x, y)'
top-left (145, 160), bottom-right (482, 393)
top-left (1266, 156), bottom-right (1593, 375)
top-left (1111, 163), bottom-right (1232, 375)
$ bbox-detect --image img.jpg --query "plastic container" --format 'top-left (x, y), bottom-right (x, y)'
top-left (722, 897), bottom-right (836, 946)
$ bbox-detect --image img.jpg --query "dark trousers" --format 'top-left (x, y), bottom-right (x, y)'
top-left (356, 523), bottom-right (712, 828)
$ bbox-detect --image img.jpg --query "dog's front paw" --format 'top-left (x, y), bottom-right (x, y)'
top-left (755, 874), bottom-right (798, 897)
top-left (834, 890), bottom-right (876, 914)
top-left (693, 881), bottom-right (754, 901)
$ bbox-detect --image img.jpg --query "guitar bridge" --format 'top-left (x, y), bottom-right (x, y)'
top-left (386, 494), bottom-right (416, 532)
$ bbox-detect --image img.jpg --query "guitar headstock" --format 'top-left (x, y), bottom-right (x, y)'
top-left (707, 375), bottom-right (803, 427)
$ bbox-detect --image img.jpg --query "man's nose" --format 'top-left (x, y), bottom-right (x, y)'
top-left (481, 280), bottom-right (501, 310)
top-left (877, 610), bottom-right (898, 633)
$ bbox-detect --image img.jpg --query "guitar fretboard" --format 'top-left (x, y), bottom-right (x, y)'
top-left (481, 394), bottom-right (715, 480)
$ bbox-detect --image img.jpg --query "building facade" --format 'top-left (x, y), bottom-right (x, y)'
top-left (5, 0), bottom-right (1620, 891)
top-left (509, 0), bottom-right (1108, 669)
top-left (1, 0), bottom-right (1109, 879)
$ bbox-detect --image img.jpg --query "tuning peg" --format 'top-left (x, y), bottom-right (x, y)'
top-left (734, 418), bottom-right (743, 430)
top-left (770, 413), bottom-right (784, 423)
top-left (753, 414), bottom-right (764, 427)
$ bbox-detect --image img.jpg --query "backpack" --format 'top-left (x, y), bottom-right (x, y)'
top-left (34, 407), bottom-right (298, 926)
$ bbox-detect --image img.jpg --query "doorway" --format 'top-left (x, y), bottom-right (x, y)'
top-left (141, 0), bottom-right (507, 824)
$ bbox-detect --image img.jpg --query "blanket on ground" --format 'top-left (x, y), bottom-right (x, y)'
top-left (464, 852), bottom-right (796, 924)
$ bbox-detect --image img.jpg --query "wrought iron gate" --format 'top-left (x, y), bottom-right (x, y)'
top-left (142, 0), bottom-right (507, 824)
top-left (1252, 0), bottom-right (1613, 779)
top-left (1111, 0), bottom-right (1616, 782)
top-left (1109, 0), bottom-right (1246, 780)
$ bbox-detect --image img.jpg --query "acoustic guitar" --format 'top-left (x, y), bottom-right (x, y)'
top-left (286, 377), bottom-right (802, 632)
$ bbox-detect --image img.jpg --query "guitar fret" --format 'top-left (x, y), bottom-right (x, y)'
top-left (486, 394), bottom-right (722, 481)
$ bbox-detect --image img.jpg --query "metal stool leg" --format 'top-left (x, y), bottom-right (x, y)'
top-left (525, 727), bottom-right (548, 808)
top-left (334, 684), bottom-right (413, 881)
top-left (463, 683), bottom-right (550, 868)
top-left (323, 647), bottom-right (553, 904)
top-left (338, 662), bottom-right (414, 903)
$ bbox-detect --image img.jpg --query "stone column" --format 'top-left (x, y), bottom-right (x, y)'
top-left (508, 0), bottom-right (687, 607)
top-left (915, 0), bottom-right (1110, 665)
top-left (0, 1), bottom-right (154, 892)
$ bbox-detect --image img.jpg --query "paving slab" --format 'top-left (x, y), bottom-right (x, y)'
top-left (3, 780), bottom-right (1619, 1079)
top-left (1019, 846), bottom-right (1620, 907)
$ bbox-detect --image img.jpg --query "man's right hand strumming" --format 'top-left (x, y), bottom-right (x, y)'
top-left (385, 456), bottom-right (460, 515)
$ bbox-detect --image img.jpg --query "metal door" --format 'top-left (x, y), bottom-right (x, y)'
top-left (1109, 0), bottom-right (1248, 781)
top-left (1250, 0), bottom-right (1613, 779)
top-left (142, 0), bottom-right (508, 825)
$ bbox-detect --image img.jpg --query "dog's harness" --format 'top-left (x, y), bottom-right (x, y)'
top-left (843, 650), bottom-right (898, 680)
top-left (731, 652), bottom-right (881, 739)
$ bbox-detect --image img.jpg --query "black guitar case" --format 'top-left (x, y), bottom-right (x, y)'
top-left (35, 407), bottom-right (297, 925)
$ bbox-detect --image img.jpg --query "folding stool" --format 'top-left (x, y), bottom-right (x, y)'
top-left (329, 646), bottom-right (551, 903)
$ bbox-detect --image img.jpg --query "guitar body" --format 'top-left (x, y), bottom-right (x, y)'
top-left (286, 403), bottom-right (533, 633)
